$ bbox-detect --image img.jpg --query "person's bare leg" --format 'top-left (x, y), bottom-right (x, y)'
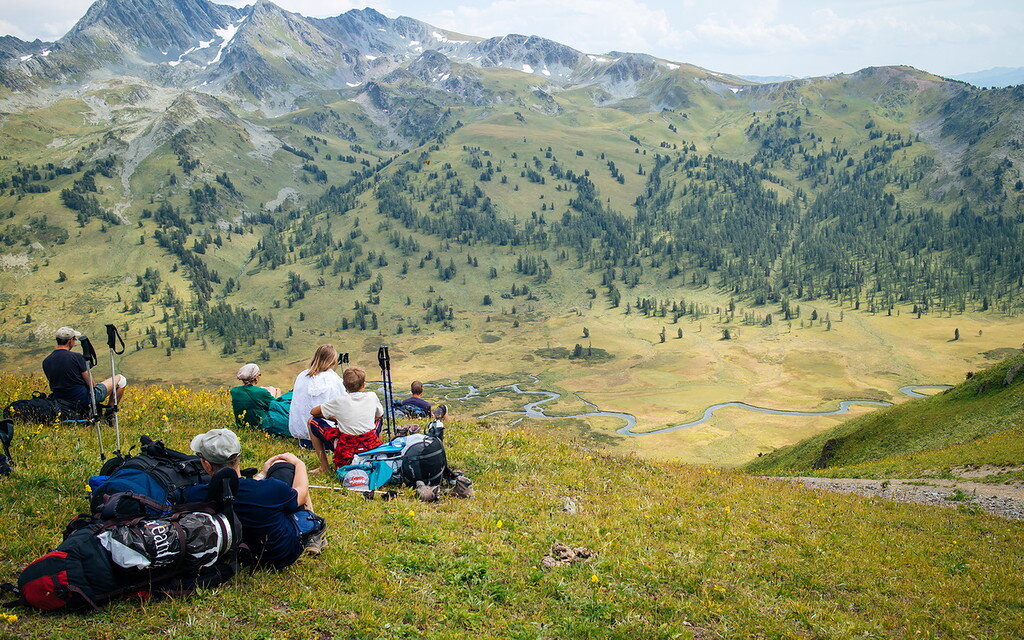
top-left (98, 377), bottom-right (115, 405)
top-left (98, 375), bottom-right (126, 405)
top-left (309, 432), bottom-right (332, 475)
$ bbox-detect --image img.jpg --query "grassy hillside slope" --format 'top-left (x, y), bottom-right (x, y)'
top-left (2, 65), bottom-right (1023, 467)
top-left (746, 352), bottom-right (1024, 479)
top-left (1, 375), bottom-right (1024, 639)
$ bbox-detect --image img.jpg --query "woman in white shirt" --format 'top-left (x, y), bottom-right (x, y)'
top-left (288, 344), bottom-right (346, 473)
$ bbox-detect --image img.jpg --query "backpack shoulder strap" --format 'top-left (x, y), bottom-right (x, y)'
top-left (99, 493), bottom-right (168, 520)
top-left (0, 582), bottom-right (22, 609)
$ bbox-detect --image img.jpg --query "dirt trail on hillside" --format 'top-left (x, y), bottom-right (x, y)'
top-left (772, 476), bottom-right (1024, 520)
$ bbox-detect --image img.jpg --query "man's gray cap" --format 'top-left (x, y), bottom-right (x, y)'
top-left (55, 326), bottom-right (81, 340)
top-left (190, 428), bottom-right (241, 464)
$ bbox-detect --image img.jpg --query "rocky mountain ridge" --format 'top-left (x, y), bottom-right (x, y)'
top-left (0, 0), bottom-right (747, 112)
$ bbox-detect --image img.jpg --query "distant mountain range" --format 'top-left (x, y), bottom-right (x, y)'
top-left (0, 0), bottom-right (1021, 379)
top-left (0, 0), bottom-right (751, 111)
top-left (744, 68), bottom-right (1024, 89)
top-left (740, 74), bottom-right (801, 84)
top-left (951, 67), bottom-right (1024, 89)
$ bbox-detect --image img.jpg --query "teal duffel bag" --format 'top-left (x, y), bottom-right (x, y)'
top-left (262, 391), bottom-right (292, 438)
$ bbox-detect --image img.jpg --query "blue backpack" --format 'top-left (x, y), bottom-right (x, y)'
top-left (89, 436), bottom-right (210, 517)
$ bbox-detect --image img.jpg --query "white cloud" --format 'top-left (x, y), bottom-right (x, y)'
top-left (425, 0), bottom-right (679, 56)
top-left (0, 18), bottom-right (29, 40)
top-left (0, 0), bottom-right (91, 40)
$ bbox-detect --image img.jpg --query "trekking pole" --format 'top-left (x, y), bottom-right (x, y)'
top-left (384, 347), bottom-right (396, 439)
top-left (0, 419), bottom-right (14, 472)
top-left (105, 324), bottom-right (126, 454)
top-left (377, 346), bottom-right (388, 439)
top-left (377, 346), bottom-right (395, 441)
top-left (80, 335), bottom-right (104, 460)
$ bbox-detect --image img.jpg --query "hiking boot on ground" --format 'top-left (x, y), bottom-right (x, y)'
top-left (304, 528), bottom-right (328, 555)
top-left (452, 475), bottom-right (474, 499)
top-left (415, 480), bottom-right (439, 502)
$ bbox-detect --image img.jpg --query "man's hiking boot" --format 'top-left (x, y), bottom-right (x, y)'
top-left (396, 424), bottom-right (421, 437)
top-left (415, 480), bottom-right (439, 502)
top-left (452, 475), bottom-right (474, 499)
top-left (304, 528), bottom-right (327, 555)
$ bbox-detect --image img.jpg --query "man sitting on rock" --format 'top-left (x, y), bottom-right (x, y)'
top-left (185, 428), bottom-right (326, 569)
top-left (42, 326), bottom-right (126, 414)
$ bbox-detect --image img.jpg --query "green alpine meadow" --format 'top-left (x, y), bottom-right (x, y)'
top-left (2, 374), bottom-right (1024, 639)
top-left (1, 0), bottom-right (1024, 637)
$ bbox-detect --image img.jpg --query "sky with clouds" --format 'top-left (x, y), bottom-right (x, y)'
top-left (1, 0), bottom-right (1020, 77)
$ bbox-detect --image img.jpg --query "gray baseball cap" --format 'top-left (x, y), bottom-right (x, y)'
top-left (190, 428), bottom-right (241, 464)
top-left (55, 326), bottom-right (82, 341)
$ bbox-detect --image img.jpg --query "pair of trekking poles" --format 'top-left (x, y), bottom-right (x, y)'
top-left (377, 346), bottom-right (397, 442)
top-left (81, 324), bottom-right (126, 461)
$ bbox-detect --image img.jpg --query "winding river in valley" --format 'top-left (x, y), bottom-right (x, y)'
top-left (427, 380), bottom-right (954, 437)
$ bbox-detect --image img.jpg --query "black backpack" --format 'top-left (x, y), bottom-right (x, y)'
top-left (10, 471), bottom-right (241, 612)
top-left (3, 392), bottom-right (82, 424)
top-left (399, 435), bottom-right (449, 486)
top-left (90, 436), bottom-right (210, 518)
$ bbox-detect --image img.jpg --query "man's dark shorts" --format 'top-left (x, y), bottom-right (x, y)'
top-left (55, 383), bottom-right (107, 411)
top-left (265, 461), bottom-right (326, 544)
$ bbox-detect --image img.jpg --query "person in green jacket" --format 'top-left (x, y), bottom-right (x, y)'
top-left (231, 363), bottom-right (282, 430)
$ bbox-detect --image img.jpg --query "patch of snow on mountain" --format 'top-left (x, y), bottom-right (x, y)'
top-left (364, 54), bottom-right (377, 60)
top-left (522, 64), bottom-right (533, 73)
top-left (18, 54), bottom-right (32, 61)
top-left (41, 50), bottom-right (50, 57)
top-left (168, 45), bottom-right (198, 66)
top-left (663, 62), bottom-right (679, 70)
top-left (431, 31), bottom-right (470, 44)
top-left (207, 17), bottom-right (246, 66)
top-left (346, 82), bottom-right (361, 87)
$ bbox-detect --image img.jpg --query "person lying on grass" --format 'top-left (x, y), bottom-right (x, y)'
top-left (184, 428), bottom-right (327, 569)
top-left (307, 366), bottom-right (384, 472)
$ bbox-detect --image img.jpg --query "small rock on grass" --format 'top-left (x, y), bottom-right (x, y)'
top-left (541, 542), bottom-right (596, 568)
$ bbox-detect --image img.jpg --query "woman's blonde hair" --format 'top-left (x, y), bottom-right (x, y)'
top-left (306, 344), bottom-right (339, 377)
